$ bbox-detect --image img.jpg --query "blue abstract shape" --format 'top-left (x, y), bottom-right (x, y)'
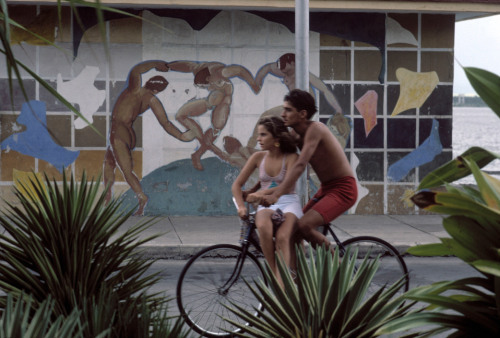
top-left (388, 119), bottom-right (442, 182)
top-left (1, 100), bottom-right (80, 172)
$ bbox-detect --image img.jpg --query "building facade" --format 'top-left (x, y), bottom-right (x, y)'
top-left (0, 2), bottom-right (498, 215)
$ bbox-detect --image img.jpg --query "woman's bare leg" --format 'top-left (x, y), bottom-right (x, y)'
top-left (255, 210), bottom-right (277, 276)
top-left (275, 213), bottom-right (298, 279)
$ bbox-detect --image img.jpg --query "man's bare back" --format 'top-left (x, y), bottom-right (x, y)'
top-left (292, 121), bottom-right (353, 184)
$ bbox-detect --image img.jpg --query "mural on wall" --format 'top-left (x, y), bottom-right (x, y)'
top-left (103, 60), bottom-right (189, 216)
top-left (167, 61), bottom-right (260, 170)
top-left (57, 66), bottom-right (106, 129)
top-left (1, 6), bottom-right (455, 216)
top-left (224, 52), bottom-right (349, 168)
top-left (1, 100), bottom-right (79, 172)
top-left (354, 90), bottom-right (378, 137)
top-left (392, 68), bottom-right (440, 117)
top-left (388, 119), bottom-right (443, 182)
top-left (10, 7), bottom-right (57, 45)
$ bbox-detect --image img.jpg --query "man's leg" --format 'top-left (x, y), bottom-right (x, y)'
top-left (297, 209), bottom-right (331, 249)
top-left (103, 146), bottom-right (116, 204)
top-left (175, 99), bottom-right (208, 170)
top-left (112, 140), bottom-right (148, 216)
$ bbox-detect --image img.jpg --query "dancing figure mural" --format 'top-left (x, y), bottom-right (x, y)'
top-left (167, 61), bottom-right (260, 170)
top-left (103, 60), bottom-right (190, 215)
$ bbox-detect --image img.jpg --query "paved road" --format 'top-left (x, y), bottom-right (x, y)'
top-left (147, 256), bottom-right (481, 336)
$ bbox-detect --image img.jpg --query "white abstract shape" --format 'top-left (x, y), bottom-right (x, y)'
top-left (350, 153), bottom-right (369, 213)
top-left (386, 17), bottom-right (418, 46)
top-left (57, 66), bottom-right (105, 129)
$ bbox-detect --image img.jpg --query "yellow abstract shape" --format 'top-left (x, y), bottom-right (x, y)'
top-left (401, 189), bottom-right (417, 208)
top-left (10, 8), bottom-right (57, 45)
top-left (391, 68), bottom-right (439, 116)
top-left (13, 170), bottom-right (46, 201)
top-left (354, 90), bottom-right (378, 137)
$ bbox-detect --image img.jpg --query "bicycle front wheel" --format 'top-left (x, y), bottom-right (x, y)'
top-left (340, 236), bottom-right (410, 297)
top-left (176, 244), bottom-right (265, 337)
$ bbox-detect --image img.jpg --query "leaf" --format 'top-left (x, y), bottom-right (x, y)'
top-left (406, 243), bottom-right (453, 257)
top-left (417, 147), bottom-right (500, 189)
top-left (464, 67), bottom-right (500, 119)
top-left (463, 157), bottom-right (500, 210)
top-left (471, 260), bottom-right (500, 277)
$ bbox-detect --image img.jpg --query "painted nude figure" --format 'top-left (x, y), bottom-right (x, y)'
top-left (167, 61), bottom-right (260, 170)
top-left (103, 60), bottom-right (190, 215)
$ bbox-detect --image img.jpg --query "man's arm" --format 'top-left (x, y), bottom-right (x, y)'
top-left (128, 61), bottom-right (168, 90)
top-left (254, 62), bottom-right (284, 89)
top-left (261, 124), bottom-right (322, 206)
top-left (149, 96), bottom-right (191, 141)
top-left (168, 61), bottom-right (201, 73)
top-left (221, 65), bottom-right (260, 94)
top-left (309, 73), bottom-right (342, 114)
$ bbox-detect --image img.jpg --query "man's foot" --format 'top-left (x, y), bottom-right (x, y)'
top-left (134, 193), bottom-right (148, 216)
top-left (191, 152), bottom-right (204, 171)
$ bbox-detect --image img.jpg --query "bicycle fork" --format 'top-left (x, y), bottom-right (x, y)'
top-left (218, 229), bottom-right (254, 295)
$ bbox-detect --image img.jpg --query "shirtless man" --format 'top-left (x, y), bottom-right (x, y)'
top-left (261, 89), bottom-right (358, 251)
top-left (167, 61), bottom-right (260, 170)
top-left (103, 60), bottom-right (191, 216)
top-left (224, 53), bottom-right (349, 166)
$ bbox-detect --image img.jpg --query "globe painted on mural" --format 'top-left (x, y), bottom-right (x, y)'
top-left (119, 157), bottom-right (240, 216)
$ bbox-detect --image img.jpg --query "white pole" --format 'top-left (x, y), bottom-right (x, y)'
top-left (295, 0), bottom-right (309, 205)
top-left (295, 0), bottom-right (309, 90)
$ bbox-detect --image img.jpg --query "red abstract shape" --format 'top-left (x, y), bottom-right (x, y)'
top-left (355, 90), bottom-right (378, 137)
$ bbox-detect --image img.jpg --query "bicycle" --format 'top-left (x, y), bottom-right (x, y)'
top-left (176, 201), bottom-right (410, 337)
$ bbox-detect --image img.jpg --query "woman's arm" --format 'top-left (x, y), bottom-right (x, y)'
top-left (231, 152), bottom-right (262, 218)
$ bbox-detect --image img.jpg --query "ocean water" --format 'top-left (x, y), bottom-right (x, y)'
top-left (452, 107), bottom-right (500, 184)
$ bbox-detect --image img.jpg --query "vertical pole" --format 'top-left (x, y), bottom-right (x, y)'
top-left (295, 0), bottom-right (309, 205)
top-left (295, 0), bottom-right (309, 90)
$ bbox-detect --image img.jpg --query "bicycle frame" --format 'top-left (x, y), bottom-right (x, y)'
top-left (219, 214), bottom-right (262, 294)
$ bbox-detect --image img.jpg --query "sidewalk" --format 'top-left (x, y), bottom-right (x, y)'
top-left (119, 214), bottom-right (447, 259)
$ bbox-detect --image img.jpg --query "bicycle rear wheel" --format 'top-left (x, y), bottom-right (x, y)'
top-left (340, 236), bottom-right (409, 297)
top-left (176, 244), bottom-right (265, 337)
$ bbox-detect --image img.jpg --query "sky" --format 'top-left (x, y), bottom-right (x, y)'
top-left (453, 14), bottom-right (500, 95)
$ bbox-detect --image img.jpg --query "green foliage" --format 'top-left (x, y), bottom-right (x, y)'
top-left (0, 294), bottom-right (85, 338)
top-left (0, 171), bottom-right (188, 337)
top-left (225, 246), bottom-right (411, 337)
top-left (396, 67), bottom-right (500, 336)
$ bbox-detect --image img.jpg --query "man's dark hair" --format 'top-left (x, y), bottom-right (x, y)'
top-left (284, 89), bottom-right (317, 119)
top-left (194, 67), bottom-right (210, 85)
top-left (277, 53), bottom-right (295, 71)
top-left (145, 76), bottom-right (168, 92)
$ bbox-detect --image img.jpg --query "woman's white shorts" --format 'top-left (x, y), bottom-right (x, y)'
top-left (257, 193), bottom-right (303, 219)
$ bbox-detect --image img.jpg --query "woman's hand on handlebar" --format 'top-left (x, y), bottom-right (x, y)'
top-left (237, 205), bottom-right (248, 219)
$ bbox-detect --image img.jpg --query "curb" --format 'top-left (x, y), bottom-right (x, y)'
top-left (138, 242), bottom-right (414, 260)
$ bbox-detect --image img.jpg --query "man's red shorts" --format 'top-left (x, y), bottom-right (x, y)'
top-left (303, 176), bottom-right (358, 223)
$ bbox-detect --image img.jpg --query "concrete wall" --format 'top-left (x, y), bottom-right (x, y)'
top-left (0, 6), bottom-right (453, 215)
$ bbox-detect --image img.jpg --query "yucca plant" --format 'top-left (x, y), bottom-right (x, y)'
top-left (0, 293), bottom-right (85, 338)
top-left (0, 171), bottom-right (187, 337)
top-left (378, 67), bottom-right (500, 336)
top-left (225, 246), bottom-right (412, 337)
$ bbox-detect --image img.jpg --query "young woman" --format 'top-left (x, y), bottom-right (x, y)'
top-left (232, 116), bottom-right (302, 283)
